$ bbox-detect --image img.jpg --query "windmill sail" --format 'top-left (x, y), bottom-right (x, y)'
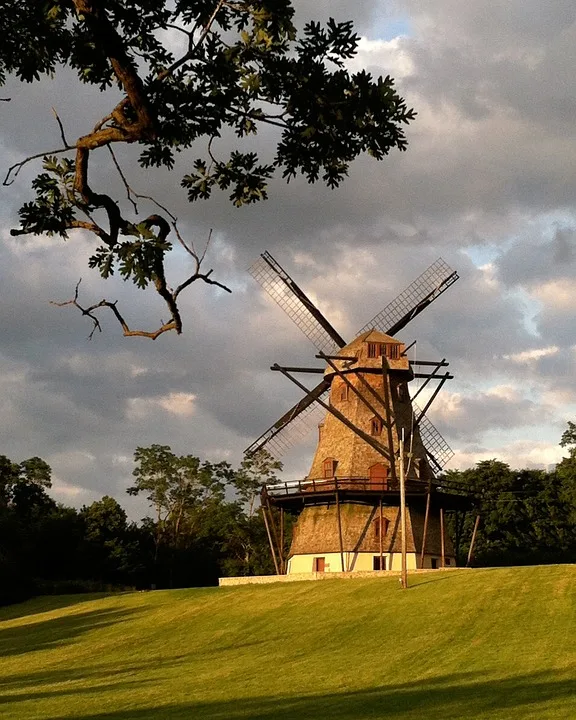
top-left (246, 381), bottom-right (329, 459)
top-left (358, 258), bottom-right (459, 337)
top-left (412, 401), bottom-right (454, 471)
top-left (249, 252), bottom-right (346, 354)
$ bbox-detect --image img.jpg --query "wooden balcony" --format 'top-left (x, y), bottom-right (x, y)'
top-left (264, 476), bottom-right (473, 511)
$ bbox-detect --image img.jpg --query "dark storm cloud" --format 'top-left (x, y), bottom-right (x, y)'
top-left (496, 226), bottom-right (576, 288)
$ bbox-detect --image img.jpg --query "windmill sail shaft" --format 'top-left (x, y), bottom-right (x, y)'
top-left (249, 252), bottom-right (346, 354)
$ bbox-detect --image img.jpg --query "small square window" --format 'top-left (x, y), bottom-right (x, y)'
top-left (370, 417), bottom-right (383, 436)
top-left (373, 556), bottom-right (386, 570)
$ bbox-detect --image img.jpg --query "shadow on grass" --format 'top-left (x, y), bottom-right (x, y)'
top-left (0, 607), bottom-right (140, 657)
top-left (0, 593), bottom-right (119, 622)
top-left (37, 670), bottom-right (576, 720)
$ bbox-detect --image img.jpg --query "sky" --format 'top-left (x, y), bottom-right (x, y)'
top-left (1, 1), bottom-right (576, 516)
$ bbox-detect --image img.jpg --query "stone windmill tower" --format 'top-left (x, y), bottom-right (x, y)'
top-left (247, 253), bottom-right (470, 575)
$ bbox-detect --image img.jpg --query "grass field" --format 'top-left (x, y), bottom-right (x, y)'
top-left (0, 566), bottom-right (575, 719)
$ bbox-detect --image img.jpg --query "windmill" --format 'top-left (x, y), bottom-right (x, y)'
top-left (247, 252), bottom-right (472, 576)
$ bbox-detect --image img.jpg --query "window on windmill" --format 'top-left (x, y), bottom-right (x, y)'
top-left (397, 383), bottom-right (407, 401)
top-left (339, 383), bottom-right (349, 401)
top-left (374, 517), bottom-right (390, 540)
top-left (323, 458), bottom-right (337, 478)
top-left (367, 342), bottom-right (383, 358)
top-left (385, 344), bottom-right (401, 360)
top-left (373, 556), bottom-right (386, 570)
top-left (370, 416), bottom-right (383, 436)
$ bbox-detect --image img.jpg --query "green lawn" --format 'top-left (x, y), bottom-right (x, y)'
top-left (1, 566), bottom-right (575, 719)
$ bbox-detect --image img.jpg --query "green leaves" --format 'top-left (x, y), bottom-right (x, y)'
top-left (182, 152), bottom-right (274, 206)
top-left (2, 1), bottom-right (415, 337)
top-left (89, 234), bottom-right (172, 289)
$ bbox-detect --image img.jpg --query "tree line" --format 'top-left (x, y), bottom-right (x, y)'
top-left (1, 424), bottom-right (575, 605)
top-left (445, 422), bottom-right (576, 567)
top-left (0, 446), bottom-right (286, 606)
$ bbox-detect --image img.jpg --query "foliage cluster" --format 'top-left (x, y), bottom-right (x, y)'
top-left (446, 428), bottom-right (576, 566)
top-left (0, 445), bottom-right (286, 606)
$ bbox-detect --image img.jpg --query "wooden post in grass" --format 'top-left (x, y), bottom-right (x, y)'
top-left (400, 429), bottom-right (408, 589)
top-left (261, 497), bottom-right (281, 575)
top-left (440, 507), bottom-right (446, 568)
top-left (379, 497), bottom-right (384, 571)
top-left (280, 507), bottom-right (285, 574)
top-left (467, 514), bottom-right (481, 567)
top-left (335, 478), bottom-right (346, 572)
top-left (420, 485), bottom-right (431, 568)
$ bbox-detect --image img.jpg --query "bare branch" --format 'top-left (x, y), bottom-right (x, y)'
top-left (51, 107), bottom-right (73, 149)
top-left (172, 221), bottom-right (200, 260)
top-left (107, 145), bottom-right (139, 214)
top-left (4, 147), bottom-right (72, 186)
top-left (106, 144), bottom-right (177, 221)
top-left (50, 280), bottom-right (178, 340)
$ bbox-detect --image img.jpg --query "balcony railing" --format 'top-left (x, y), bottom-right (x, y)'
top-left (264, 475), bottom-right (471, 498)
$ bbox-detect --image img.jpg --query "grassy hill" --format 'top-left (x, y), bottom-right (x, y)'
top-left (0, 566), bottom-right (575, 720)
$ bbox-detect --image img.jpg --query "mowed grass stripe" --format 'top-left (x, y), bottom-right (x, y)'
top-left (0, 565), bottom-right (575, 719)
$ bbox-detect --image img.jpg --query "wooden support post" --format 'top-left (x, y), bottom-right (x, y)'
top-left (280, 507), bottom-right (285, 575)
top-left (379, 498), bottom-right (384, 571)
top-left (335, 479), bottom-right (346, 572)
top-left (264, 494), bottom-right (283, 572)
top-left (467, 514), bottom-right (481, 567)
top-left (261, 504), bottom-right (281, 575)
top-left (381, 360), bottom-right (398, 484)
top-left (440, 507), bottom-right (446, 569)
top-left (420, 487), bottom-right (431, 568)
top-left (399, 429), bottom-right (408, 589)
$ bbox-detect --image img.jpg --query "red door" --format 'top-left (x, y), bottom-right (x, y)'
top-left (313, 557), bottom-right (326, 572)
top-left (369, 463), bottom-right (389, 490)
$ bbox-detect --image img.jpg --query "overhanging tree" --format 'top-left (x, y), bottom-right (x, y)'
top-left (1, 0), bottom-right (415, 339)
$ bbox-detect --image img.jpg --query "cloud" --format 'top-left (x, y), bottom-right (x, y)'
top-left (503, 346), bottom-right (560, 364)
top-left (126, 392), bottom-right (196, 420)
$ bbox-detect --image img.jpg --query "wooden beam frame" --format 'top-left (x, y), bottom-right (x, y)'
top-left (273, 365), bottom-right (392, 462)
top-left (379, 498), bottom-right (384, 571)
top-left (420, 483), bottom-right (432, 568)
top-left (261, 500), bottom-right (281, 575)
top-left (335, 478), bottom-right (346, 572)
top-left (467, 514), bottom-right (481, 567)
top-left (440, 507), bottom-right (446, 568)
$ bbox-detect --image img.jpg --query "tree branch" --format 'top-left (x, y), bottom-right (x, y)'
top-left (156, 0), bottom-right (226, 81)
top-left (4, 147), bottom-right (71, 186)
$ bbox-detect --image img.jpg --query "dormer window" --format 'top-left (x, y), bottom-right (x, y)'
top-left (367, 342), bottom-right (401, 360)
top-left (367, 342), bottom-right (382, 358)
top-left (339, 383), bottom-right (349, 402)
top-left (370, 416), bottom-right (383, 436)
